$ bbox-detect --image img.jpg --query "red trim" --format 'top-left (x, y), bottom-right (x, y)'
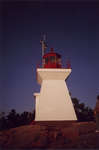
top-left (44, 63), bottom-right (61, 68)
top-left (43, 52), bottom-right (61, 58)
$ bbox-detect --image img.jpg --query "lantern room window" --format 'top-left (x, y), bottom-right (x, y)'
top-left (45, 57), bottom-right (49, 64)
top-left (50, 56), bottom-right (55, 63)
top-left (43, 48), bottom-right (62, 68)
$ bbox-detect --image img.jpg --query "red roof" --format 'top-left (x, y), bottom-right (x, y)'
top-left (43, 52), bottom-right (61, 59)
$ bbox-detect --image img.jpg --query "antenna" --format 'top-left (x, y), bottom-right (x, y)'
top-left (40, 33), bottom-right (48, 66)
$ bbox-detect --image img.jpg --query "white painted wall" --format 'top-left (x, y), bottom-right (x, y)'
top-left (37, 68), bottom-right (71, 84)
top-left (34, 93), bottom-right (40, 120)
top-left (34, 69), bottom-right (77, 121)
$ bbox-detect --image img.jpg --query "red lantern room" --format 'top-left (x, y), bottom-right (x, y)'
top-left (42, 48), bottom-right (62, 68)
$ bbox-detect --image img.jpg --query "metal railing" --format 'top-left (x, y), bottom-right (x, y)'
top-left (36, 62), bottom-right (71, 69)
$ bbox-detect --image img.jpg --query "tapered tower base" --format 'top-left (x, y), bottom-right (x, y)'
top-left (34, 68), bottom-right (77, 122)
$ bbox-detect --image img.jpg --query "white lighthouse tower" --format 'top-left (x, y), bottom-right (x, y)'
top-left (34, 36), bottom-right (77, 123)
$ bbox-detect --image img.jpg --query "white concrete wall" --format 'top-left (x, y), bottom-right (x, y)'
top-left (34, 69), bottom-right (77, 121)
top-left (34, 93), bottom-right (40, 120)
top-left (37, 68), bottom-right (71, 85)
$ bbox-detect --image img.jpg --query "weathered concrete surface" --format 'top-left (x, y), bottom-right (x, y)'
top-left (0, 122), bottom-right (99, 148)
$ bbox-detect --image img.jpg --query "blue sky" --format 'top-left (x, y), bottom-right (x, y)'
top-left (0, 0), bottom-right (99, 113)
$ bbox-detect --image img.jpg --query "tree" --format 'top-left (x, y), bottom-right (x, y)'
top-left (71, 97), bottom-right (94, 122)
top-left (7, 109), bottom-right (17, 128)
top-left (0, 109), bottom-right (35, 131)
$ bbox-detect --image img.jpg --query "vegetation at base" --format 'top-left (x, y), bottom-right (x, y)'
top-left (72, 97), bottom-right (95, 122)
top-left (0, 97), bottom-right (95, 131)
top-left (0, 109), bottom-right (35, 131)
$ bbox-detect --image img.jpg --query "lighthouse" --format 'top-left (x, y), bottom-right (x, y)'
top-left (34, 36), bottom-right (77, 123)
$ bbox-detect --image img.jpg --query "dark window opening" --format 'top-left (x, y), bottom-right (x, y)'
top-left (45, 57), bottom-right (49, 64)
top-left (50, 56), bottom-right (55, 63)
